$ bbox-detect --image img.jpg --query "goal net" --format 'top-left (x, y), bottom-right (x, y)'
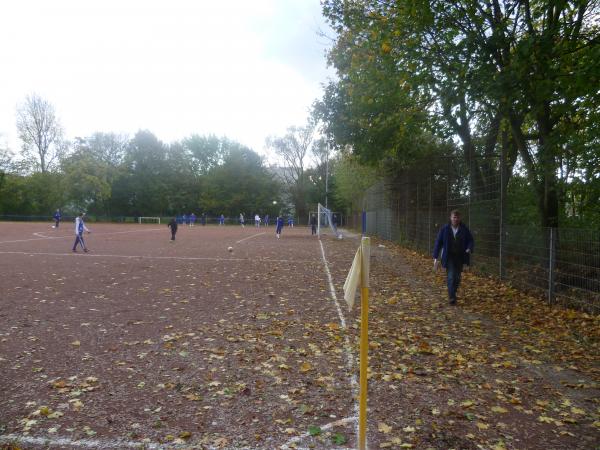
top-left (138, 216), bottom-right (161, 224)
top-left (316, 203), bottom-right (342, 239)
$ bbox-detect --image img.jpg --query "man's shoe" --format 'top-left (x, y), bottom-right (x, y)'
top-left (84, 249), bottom-right (89, 253)
top-left (72, 249), bottom-right (77, 252)
top-left (449, 298), bottom-right (457, 305)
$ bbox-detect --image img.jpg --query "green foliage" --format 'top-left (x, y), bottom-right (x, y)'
top-left (319, 0), bottom-right (600, 227)
top-left (307, 425), bottom-right (321, 436)
top-left (201, 147), bottom-right (281, 217)
top-left (1, 130), bottom-right (282, 220)
top-left (331, 432), bottom-right (347, 445)
top-left (333, 153), bottom-right (380, 211)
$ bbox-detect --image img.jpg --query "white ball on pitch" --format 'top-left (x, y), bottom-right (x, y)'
top-left (227, 246), bottom-right (233, 252)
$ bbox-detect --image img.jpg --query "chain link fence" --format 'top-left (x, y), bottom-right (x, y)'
top-left (350, 162), bottom-right (600, 314)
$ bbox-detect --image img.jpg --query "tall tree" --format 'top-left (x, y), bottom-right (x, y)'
top-left (266, 124), bottom-right (316, 220)
top-left (182, 134), bottom-right (229, 175)
top-left (201, 147), bottom-right (281, 217)
top-left (16, 94), bottom-right (64, 173)
top-left (320, 0), bottom-right (600, 227)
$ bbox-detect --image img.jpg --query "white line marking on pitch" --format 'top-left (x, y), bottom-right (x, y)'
top-left (0, 434), bottom-right (166, 449)
top-left (284, 239), bottom-right (359, 448)
top-left (281, 416), bottom-right (356, 450)
top-left (319, 237), bottom-right (360, 402)
top-left (0, 433), bottom-right (353, 450)
top-left (0, 250), bottom-right (317, 265)
top-left (235, 232), bottom-right (266, 243)
top-left (0, 228), bottom-right (164, 245)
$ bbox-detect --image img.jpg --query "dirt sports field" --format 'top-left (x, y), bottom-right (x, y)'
top-left (0, 221), bottom-right (599, 450)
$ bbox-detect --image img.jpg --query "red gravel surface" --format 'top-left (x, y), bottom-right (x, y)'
top-left (1, 221), bottom-right (598, 450)
top-left (0, 222), bottom-right (357, 449)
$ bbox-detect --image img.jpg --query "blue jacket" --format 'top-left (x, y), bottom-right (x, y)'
top-left (432, 222), bottom-right (474, 268)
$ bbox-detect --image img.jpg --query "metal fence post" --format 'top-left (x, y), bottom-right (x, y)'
top-left (499, 135), bottom-right (507, 280)
top-left (428, 176), bottom-right (433, 253)
top-left (548, 228), bottom-right (556, 303)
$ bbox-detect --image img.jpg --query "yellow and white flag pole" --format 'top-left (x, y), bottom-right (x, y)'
top-left (343, 236), bottom-right (370, 450)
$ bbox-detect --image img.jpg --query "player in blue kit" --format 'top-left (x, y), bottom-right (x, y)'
top-left (52, 209), bottom-right (61, 228)
top-left (276, 216), bottom-right (284, 239)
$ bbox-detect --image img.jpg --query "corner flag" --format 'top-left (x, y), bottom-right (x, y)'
top-left (343, 237), bottom-right (370, 310)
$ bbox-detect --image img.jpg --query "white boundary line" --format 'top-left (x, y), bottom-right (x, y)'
top-left (0, 433), bottom-right (353, 450)
top-left (235, 232), bottom-right (266, 244)
top-left (0, 237), bottom-right (356, 450)
top-left (281, 240), bottom-right (359, 450)
top-left (0, 250), bottom-right (317, 265)
top-left (318, 239), bottom-right (359, 418)
top-left (0, 228), bottom-right (164, 245)
top-left (281, 416), bottom-right (356, 450)
top-left (0, 434), bottom-right (166, 449)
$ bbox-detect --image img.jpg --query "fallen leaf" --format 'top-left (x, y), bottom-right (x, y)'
top-left (378, 422), bottom-right (392, 433)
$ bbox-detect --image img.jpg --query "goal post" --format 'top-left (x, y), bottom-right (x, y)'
top-left (138, 216), bottom-right (161, 224)
top-left (316, 203), bottom-right (342, 239)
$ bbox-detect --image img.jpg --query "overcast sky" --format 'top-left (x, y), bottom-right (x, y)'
top-left (0, 0), bottom-right (335, 159)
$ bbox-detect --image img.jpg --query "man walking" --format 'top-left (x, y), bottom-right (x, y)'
top-left (72, 213), bottom-right (91, 253)
top-left (433, 210), bottom-right (474, 305)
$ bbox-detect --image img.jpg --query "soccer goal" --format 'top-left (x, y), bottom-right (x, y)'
top-left (138, 216), bottom-right (161, 225)
top-left (316, 203), bottom-right (342, 239)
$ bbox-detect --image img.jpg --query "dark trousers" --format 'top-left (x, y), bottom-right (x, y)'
top-left (446, 256), bottom-right (463, 300)
top-left (171, 232), bottom-right (176, 240)
top-left (73, 234), bottom-right (86, 251)
top-left (311, 224), bottom-right (316, 235)
top-left (55, 219), bottom-right (60, 228)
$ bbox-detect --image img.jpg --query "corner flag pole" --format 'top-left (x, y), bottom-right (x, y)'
top-left (342, 236), bottom-right (371, 450)
top-left (359, 236), bottom-right (370, 450)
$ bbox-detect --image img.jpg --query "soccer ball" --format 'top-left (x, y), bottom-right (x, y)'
top-left (227, 246), bottom-right (233, 252)
top-left (51, 226), bottom-right (55, 229)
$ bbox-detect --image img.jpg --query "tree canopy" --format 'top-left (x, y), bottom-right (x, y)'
top-left (318, 0), bottom-right (600, 227)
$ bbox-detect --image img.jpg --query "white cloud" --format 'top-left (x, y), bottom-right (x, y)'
top-left (0, 0), bottom-right (334, 157)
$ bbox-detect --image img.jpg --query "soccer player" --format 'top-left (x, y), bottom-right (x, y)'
top-left (219, 214), bottom-right (225, 226)
top-left (201, 213), bottom-right (206, 226)
top-left (189, 213), bottom-right (196, 227)
top-left (168, 218), bottom-right (178, 241)
top-left (239, 213), bottom-right (245, 227)
top-left (288, 216), bottom-right (294, 228)
top-left (310, 214), bottom-right (317, 235)
top-left (276, 216), bottom-right (284, 239)
top-left (255, 214), bottom-right (261, 228)
top-left (264, 214), bottom-right (269, 227)
top-left (72, 213), bottom-right (91, 252)
top-left (52, 209), bottom-right (61, 228)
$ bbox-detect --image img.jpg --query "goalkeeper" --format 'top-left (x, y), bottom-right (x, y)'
top-left (310, 214), bottom-right (317, 235)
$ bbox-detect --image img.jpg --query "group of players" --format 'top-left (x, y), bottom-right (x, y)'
top-left (50, 209), bottom-right (327, 250)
